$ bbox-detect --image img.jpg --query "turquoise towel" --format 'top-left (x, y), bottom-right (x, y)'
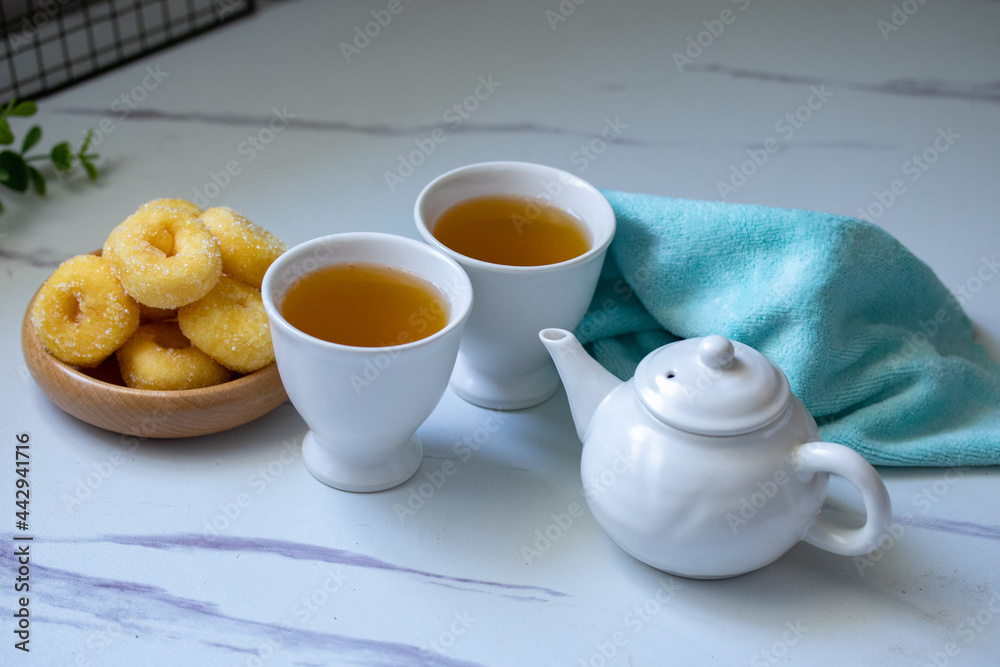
top-left (575, 190), bottom-right (1000, 467)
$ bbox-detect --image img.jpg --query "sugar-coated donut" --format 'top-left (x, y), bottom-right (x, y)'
top-left (103, 207), bottom-right (222, 309)
top-left (139, 198), bottom-right (203, 216)
top-left (178, 277), bottom-right (274, 373)
top-left (116, 322), bottom-right (230, 390)
top-left (31, 254), bottom-right (140, 367)
top-left (200, 206), bottom-right (286, 288)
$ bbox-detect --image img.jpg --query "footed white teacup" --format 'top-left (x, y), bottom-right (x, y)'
top-left (262, 233), bottom-right (472, 492)
top-left (415, 161), bottom-right (615, 410)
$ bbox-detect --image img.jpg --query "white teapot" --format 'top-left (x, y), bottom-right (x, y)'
top-left (539, 328), bottom-right (892, 579)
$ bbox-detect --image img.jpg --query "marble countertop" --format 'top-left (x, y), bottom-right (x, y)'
top-left (2, 0), bottom-right (998, 665)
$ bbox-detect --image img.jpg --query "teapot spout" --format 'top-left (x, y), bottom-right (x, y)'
top-left (539, 328), bottom-right (623, 442)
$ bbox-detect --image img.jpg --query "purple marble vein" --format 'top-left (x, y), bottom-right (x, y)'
top-left (0, 548), bottom-right (483, 667)
top-left (51, 107), bottom-right (896, 153)
top-left (0, 245), bottom-right (69, 268)
top-left (689, 64), bottom-right (1000, 104)
top-left (903, 515), bottom-right (1000, 541)
top-left (53, 106), bottom-right (684, 148)
top-left (52, 532), bottom-right (567, 600)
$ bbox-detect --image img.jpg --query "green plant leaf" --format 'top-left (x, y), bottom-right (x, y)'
top-left (26, 165), bottom-right (45, 195)
top-left (81, 158), bottom-right (98, 182)
top-left (50, 142), bottom-right (72, 171)
top-left (0, 100), bottom-right (101, 215)
top-left (9, 100), bottom-right (37, 117)
top-left (21, 125), bottom-right (41, 153)
top-left (0, 150), bottom-right (30, 192)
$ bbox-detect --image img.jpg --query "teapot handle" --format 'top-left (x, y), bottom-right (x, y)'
top-left (793, 441), bottom-right (892, 556)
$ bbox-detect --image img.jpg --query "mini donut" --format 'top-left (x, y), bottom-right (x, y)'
top-left (178, 277), bottom-right (274, 373)
top-left (139, 198), bottom-right (203, 216)
top-left (116, 322), bottom-right (230, 390)
top-left (200, 206), bottom-right (286, 288)
top-left (103, 207), bottom-right (222, 309)
top-left (31, 254), bottom-right (140, 367)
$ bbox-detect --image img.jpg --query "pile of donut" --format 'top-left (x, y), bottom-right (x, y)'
top-left (30, 198), bottom-right (286, 390)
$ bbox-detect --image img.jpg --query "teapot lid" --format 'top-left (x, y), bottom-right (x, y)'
top-left (634, 335), bottom-right (791, 436)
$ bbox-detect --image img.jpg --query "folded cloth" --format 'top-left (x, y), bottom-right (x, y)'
top-left (574, 190), bottom-right (1000, 467)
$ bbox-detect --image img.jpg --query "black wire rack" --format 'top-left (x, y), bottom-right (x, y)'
top-left (0, 0), bottom-right (255, 104)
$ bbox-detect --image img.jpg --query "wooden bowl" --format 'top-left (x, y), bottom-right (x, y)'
top-left (21, 286), bottom-right (288, 439)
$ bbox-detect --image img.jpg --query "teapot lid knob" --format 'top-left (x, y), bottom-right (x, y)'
top-left (633, 334), bottom-right (791, 436)
top-left (698, 335), bottom-right (735, 370)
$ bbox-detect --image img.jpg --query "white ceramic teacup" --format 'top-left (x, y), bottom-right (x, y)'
top-left (414, 161), bottom-right (615, 410)
top-left (261, 233), bottom-right (473, 492)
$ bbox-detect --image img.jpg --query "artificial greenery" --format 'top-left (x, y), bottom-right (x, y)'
top-left (0, 98), bottom-right (99, 212)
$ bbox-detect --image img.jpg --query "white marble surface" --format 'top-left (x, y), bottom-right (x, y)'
top-left (2, 0), bottom-right (999, 665)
